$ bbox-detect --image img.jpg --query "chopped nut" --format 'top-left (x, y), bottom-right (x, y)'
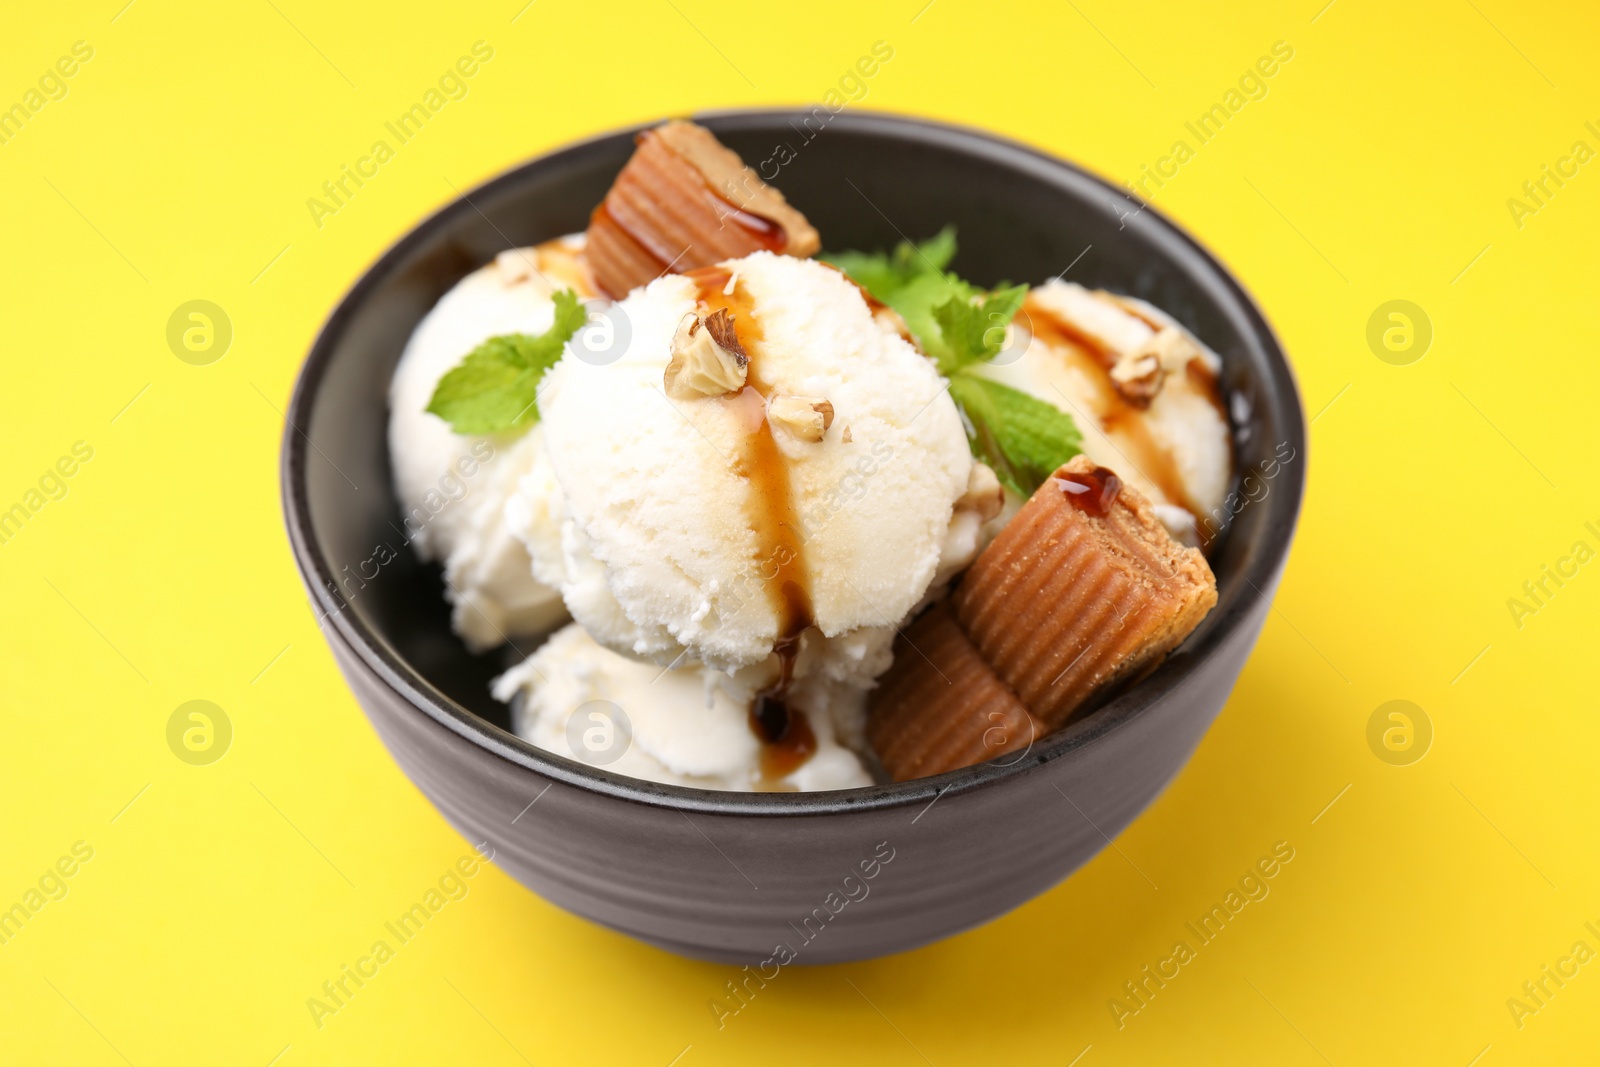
top-left (664, 311), bottom-right (748, 400)
top-left (1144, 325), bottom-right (1202, 370)
top-left (768, 395), bottom-right (834, 442)
top-left (1110, 324), bottom-right (1205, 406)
top-left (1112, 325), bottom-right (1202, 407)
top-left (841, 425), bottom-right (853, 444)
top-left (957, 462), bottom-right (1005, 522)
top-left (1109, 346), bottom-right (1165, 407)
top-left (700, 307), bottom-right (745, 360)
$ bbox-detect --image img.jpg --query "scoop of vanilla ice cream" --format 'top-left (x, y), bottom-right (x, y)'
top-left (976, 281), bottom-right (1231, 539)
top-left (388, 247), bottom-right (578, 650)
top-left (528, 252), bottom-right (973, 678)
top-left (492, 623), bottom-right (872, 791)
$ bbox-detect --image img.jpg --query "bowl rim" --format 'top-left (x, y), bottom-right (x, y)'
top-left (282, 107), bottom-right (1305, 818)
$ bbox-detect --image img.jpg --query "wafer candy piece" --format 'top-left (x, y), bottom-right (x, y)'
top-left (584, 121), bottom-right (821, 298)
top-left (953, 455), bottom-right (1217, 729)
top-left (867, 602), bottom-right (1045, 782)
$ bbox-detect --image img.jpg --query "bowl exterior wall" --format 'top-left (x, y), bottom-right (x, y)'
top-left (284, 110), bottom-right (1305, 964)
top-left (320, 565), bottom-right (1276, 964)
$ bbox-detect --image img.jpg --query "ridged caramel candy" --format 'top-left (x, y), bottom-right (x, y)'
top-left (867, 602), bottom-right (1044, 782)
top-left (584, 121), bottom-right (821, 298)
top-left (953, 455), bottom-right (1217, 729)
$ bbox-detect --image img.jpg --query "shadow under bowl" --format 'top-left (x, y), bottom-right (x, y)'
top-left (281, 109), bottom-right (1305, 964)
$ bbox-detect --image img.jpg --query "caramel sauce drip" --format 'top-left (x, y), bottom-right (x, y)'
top-left (531, 236), bottom-right (600, 297)
top-left (1057, 465), bottom-right (1123, 516)
top-left (717, 199), bottom-right (788, 253)
top-left (686, 267), bottom-right (817, 782)
top-left (1094, 295), bottom-right (1226, 414)
top-left (1026, 302), bottom-right (1200, 524)
top-left (1185, 357), bottom-right (1224, 412)
top-left (749, 633), bottom-right (818, 781)
top-left (1034, 306), bottom-right (1119, 372)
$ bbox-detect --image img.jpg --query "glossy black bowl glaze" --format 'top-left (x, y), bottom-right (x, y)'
top-left (282, 110), bottom-right (1305, 964)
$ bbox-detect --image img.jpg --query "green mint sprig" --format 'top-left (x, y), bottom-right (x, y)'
top-left (948, 375), bottom-right (1083, 498)
top-left (824, 230), bottom-right (1080, 496)
top-left (424, 289), bottom-right (587, 435)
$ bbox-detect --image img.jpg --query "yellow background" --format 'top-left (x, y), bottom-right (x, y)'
top-left (3, 0), bottom-right (1596, 1063)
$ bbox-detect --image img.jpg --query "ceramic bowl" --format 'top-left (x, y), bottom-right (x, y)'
top-left (281, 109), bottom-right (1305, 963)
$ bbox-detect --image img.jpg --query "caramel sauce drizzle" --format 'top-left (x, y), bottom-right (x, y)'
top-left (657, 129), bottom-right (791, 254)
top-left (706, 194), bottom-right (788, 252)
top-left (1026, 300), bottom-right (1203, 527)
top-left (531, 237), bottom-right (599, 298)
top-left (686, 266), bottom-right (817, 783)
top-left (1081, 294), bottom-right (1232, 479)
top-left (1056, 465), bottom-right (1123, 516)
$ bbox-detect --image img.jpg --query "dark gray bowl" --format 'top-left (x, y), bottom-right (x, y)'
top-left (282, 109), bottom-right (1305, 964)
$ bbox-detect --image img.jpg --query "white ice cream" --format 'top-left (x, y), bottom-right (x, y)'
top-left (388, 244), bottom-right (584, 650)
top-left (976, 280), bottom-right (1232, 544)
top-left (392, 244), bottom-right (1230, 794)
top-left (526, 252), bottom-right (976, 680)
top-left (493, 623), bottom-right (872, 790)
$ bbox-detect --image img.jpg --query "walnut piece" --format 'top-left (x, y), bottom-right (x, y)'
top-left (1109, 347), bottom-right (1164, 407)
top-left (768, 395), bottom-right (835, 442)
top-left (1111, 325), bottom-right (1206, 407)
top-left (1144, 325), bottom-right (1202, 370)
top-left (957, 462), bottom-right (1005, 521)
top-left (664, 309), bottom-right (748, 400)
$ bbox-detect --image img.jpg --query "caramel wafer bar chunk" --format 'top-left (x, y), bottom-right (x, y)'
top-left (953, 455), bottom-right (1216, 728)
top-left (585, 121), bottom-right (821, 298)
top-left (867, 602), bottom-right (1045, 782)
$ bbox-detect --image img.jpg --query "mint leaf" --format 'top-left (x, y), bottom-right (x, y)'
top-left (825, 229), bottom-right (1028, 375)
top-left (948, 374), bottom-right (1082, 497)
top-left (931, 283), bottom-right (1028, 375)
top-left (425, 289), bottom-right (587, 435)
top-left (827, 230), bottom-right (1070, 493)
top-left (824, 228), bottom-right (973, 362)
top-left (880, 271), bottom-right (973, 363)
top-left (824, 225), bottom-right (957, 297)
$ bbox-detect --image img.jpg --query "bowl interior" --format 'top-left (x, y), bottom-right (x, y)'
top-left (286, 109), bottom-right (1303, 802)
